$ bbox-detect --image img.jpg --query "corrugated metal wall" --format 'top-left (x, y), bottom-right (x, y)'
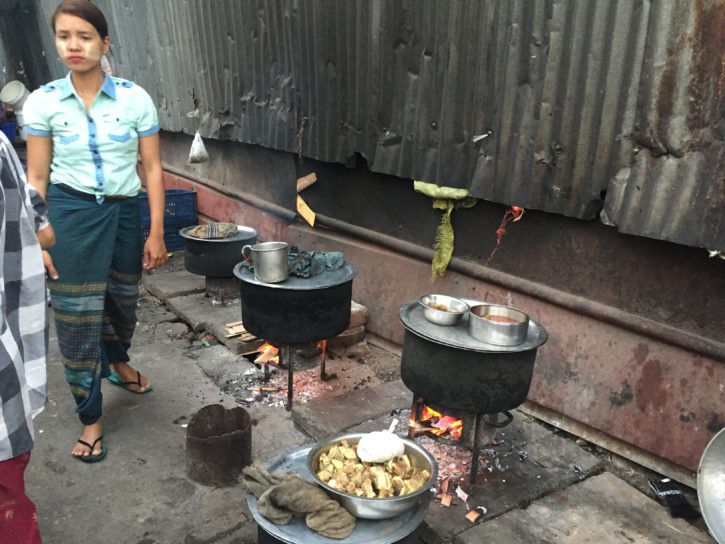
top-left (30, 0), bottom-right (724, 250)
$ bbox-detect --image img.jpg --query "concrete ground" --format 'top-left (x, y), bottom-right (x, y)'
top-left (25, 254), bottom-right (715, 543)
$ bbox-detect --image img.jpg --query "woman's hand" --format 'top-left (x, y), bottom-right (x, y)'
top-left (143, 233), bottom-right (167, 270)
top-left (36, 224), bottom-right (56, 250)
top-left (43, 250), bottom-right (59, 280)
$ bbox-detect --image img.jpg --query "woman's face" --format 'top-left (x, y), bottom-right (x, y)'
top-left (54, 13), bottom-right (109, 74)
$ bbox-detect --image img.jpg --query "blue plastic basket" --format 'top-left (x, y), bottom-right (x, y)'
top-left (139, 189), bottom-right (197, 251)
top-left (0, 121), bottom-right (17, 142)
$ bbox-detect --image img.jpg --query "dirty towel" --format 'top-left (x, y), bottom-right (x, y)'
top-left (186, 222), bottom-right (238, 240)
top-left (243, 463), bottom-right (356, 539)
top-left (288, 248), bottom-right (344, 278)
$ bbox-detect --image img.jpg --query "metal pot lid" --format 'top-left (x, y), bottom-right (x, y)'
top-left (234, 261), bottom-right (357, 290)
top-left (400, 299), bottom-right (548, 353)
top-left (698, 426), bottom-right (725, 544)
top-left (179, 225), bottom-right (259, 243)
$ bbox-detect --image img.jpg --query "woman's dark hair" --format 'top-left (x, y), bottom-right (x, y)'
top-left (52, 0), bottom-right (108, 39)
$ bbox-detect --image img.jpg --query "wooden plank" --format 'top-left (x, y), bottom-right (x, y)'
top-left (296, 172), bottom-right (317, 193)
top-left (297, 195), bottom-right (316, 226)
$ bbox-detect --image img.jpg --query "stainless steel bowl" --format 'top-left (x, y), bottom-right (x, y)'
top-left (419, 294), bottom-right (468, 326)
top-left (307, 432), bottom-right (438, 520)
top-left (698, 427), bottom-right (725, 543)
top-left (468, 303), bottom-right (529, 345)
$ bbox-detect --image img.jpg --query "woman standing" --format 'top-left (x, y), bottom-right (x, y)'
top-left (24, 0), bottom-right (167, 462)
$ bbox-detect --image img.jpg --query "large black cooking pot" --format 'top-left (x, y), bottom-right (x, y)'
top-left (234, 261), bottom-right (357, 345)
top-left (180, 225), bottom-right (258, 277)
top-left (399, 300), bottom-right (548, 414)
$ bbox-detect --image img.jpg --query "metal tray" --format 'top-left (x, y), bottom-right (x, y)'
top-left (247, 445), bottom-right (431, 544)
top-left (400, 299), bottom-right (548, 353)
top-left (234, 261), bottom-right (357, 290)
top-left (698, 427), bottom-right (725, 544)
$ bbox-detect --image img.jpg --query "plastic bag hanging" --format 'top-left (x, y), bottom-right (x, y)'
top-left (188, 130), bottom-right (209, 163)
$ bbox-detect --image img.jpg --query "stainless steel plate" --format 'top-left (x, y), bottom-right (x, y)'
top-left (247, 445), bottom-right (431, 544)
top-left (400, 299), bottom-right (548, 353)
top-left (698, 427), bottom-right (725, 544)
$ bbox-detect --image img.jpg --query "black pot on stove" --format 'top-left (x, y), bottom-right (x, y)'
top-left (399, 299), bottom-right (548, 414)
top-left (233, 261), bottom-right (357, 345)
top-left (180, 225), bottom-right (258, 277)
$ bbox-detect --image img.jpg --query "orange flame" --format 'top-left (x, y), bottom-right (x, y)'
top-left (255, 342), bottom-right (280, 365)
top-left (409, 404), bottom-right (463, 440)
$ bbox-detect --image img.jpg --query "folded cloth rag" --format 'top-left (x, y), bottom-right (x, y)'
top-left (187, 222), bottom-right (239, 240)
top-left (242, 462), bottom-right (356, 539)
top-left (288, 249), bottom-right (344, 278)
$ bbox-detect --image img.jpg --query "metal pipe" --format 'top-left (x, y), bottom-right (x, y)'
top-left (313, 213), bottom-right (724, 362)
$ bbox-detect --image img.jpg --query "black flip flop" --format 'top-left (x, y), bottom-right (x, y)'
top-left (76, 435), bottom-right (107, 463)
top-left (108, 370), bottom-right (153, 394)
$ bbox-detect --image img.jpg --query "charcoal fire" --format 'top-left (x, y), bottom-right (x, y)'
top-left (408, 403), bottom-right (464, 441)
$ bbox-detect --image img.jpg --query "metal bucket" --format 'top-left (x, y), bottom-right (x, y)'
top-left (186, 404), bottom-right (252, 487)
top-left (242, 241), bottom-right (289, 283)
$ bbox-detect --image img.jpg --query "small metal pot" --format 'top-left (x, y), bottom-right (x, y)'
top-left (241, 241), bottom-right (289, 283)
top-left (307, 432), bottom-right (437, 520)
top-left (468, 304), bottom-right (529, 346)
top-left (419, 294), bottom-right (468, 326)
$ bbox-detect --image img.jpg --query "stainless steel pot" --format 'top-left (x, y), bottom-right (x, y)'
top-left (698, 427), bottom-right (725, 543)
top-left (307, 432), bottom-right (437, 520)
top-left (241, 241), bottom-right (289, 283)
top-left (468, 303), bottom-right (529, 346)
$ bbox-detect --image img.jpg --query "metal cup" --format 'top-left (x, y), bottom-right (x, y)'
top-left (241, 241), bottom-right (289, 283)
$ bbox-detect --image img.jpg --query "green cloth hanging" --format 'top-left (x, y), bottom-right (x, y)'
top-left (414, 181), bottom-right (477, 280)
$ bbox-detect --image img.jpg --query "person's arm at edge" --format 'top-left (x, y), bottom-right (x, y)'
top-left (26, 134), bottom-right (58, 278)
top-left (26, 135), bottom-right (52, 200)
top-left (139, 133), bottom-right (166, 270)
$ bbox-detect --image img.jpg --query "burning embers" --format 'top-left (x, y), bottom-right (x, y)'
top-left (409, 403), bottom-right (463, 441)
top-left (255, 342), bottom-right (280, 365)
top-left (251, 340), bottom-right (333, 410)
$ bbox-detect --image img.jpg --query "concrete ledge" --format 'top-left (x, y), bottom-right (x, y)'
top-left (144, 269), bottom-right (205, 300)
top-left (457, 472), bottom-right (708, 543)
top-left (292, 379), bottom-right (412, 440)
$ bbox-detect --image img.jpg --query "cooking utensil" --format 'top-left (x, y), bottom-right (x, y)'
top-left (467, 303), bottom-right (529, 346)
top-left (180, 225), bottom-right (258, 277)
top-left (307, 432), bottom-right (437, 520)
top-left (234, 261), bottom-right (357, 344)
top-left (241, 241), bottom-right (289, 283)
top-left (419, 294), bottom-right (468, 326)
top-left (698, 427), bottom-right (725, 543)
top-left (399, 299), bottom-right (547, 413)
top-left (247, 444), bottom-right (431, 544)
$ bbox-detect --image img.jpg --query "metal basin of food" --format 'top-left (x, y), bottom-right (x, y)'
top-left (468, 303), bottom-right (529, 346)
top-left (698, 427), bottom-right (725, 543)
top-left (307, 432), bottom-right (437, 520)
top-left (419, 294), bottom-right (469, 326)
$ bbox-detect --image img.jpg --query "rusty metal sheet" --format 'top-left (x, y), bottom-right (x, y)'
top-left (24, 0), bottom-right (725, 250)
